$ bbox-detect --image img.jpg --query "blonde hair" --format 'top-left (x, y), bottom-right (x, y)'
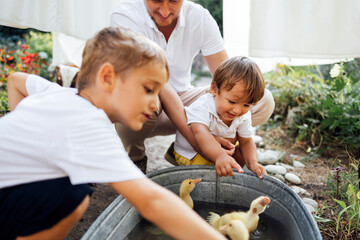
top-left (77, 27), bottom-right (169, 92)
top-left (212, 56), bottom-right (265, 104)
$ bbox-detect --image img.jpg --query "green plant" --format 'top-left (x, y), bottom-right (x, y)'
top-left (313, 200), bottom-right (336, 228)
top-left (0, 87), bottom-right (9, 116)
top-left (265, 60), bottom-right (360, 158)
top-left (0, 31), bottom-right (52, 84)
top-left (327, 167), bottom-right (358, 200)
top-left (24, 31), bottom-right (52, 59)
top-left (333, 183), bottom-right (360, 234)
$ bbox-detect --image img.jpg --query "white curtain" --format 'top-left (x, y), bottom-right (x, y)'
top-left (224, 0), bottom-right (360, 72)
top-left (0, 0), bottom-right (122, 40)
top-left (0, 0), bottom-right (123, 66)
top-left (249, 0), bottom-right (360, 58)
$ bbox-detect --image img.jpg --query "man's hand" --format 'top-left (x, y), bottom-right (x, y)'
top-left (213, 135), bottom-right (235, 156)
top-left (215, 154), bottom-right (243, 177)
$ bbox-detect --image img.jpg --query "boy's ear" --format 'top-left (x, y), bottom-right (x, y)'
top-left (210, 81), bottom-right (217, 96)
top-left (98, 63), bottom-right (117, 92)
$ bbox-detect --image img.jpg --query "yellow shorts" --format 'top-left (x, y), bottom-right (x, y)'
top-left (174, 151), bottom-right (215, 166)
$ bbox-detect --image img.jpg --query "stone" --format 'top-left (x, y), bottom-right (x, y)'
top-left (293, 160), bottom-right (305, 168)
top-left (302, 198), bottom-right (318, 209)
top-left (279, 152), bottom-right (293, 165)
top-left (304, 203), bottom-right (316, 213)
top-left (258, 151), bottom-right (279, 165)
top-left (277, 162), bottom-right (295, 171)
top-left (265, 165), bottom-right (287, 175)
top-left (291, 186), bottom-right (311, 197)
top-left (270, 176), bottom-right (283, 182)
top-left (274, 174), bottom-right (285, 182)
top-left (285, 173), bottom-right (302, 184)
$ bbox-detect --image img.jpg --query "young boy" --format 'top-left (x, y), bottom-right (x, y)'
top-left (0, 27), bottom-right (225, 240)
top-left (174, 56), bottom-right (268, 178)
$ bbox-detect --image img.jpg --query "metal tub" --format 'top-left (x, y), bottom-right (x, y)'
top-left (81, 165), bottom-right (321, 240)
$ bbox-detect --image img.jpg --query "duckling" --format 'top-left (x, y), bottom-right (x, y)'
top-left (219, 220), bottom-right (249, 240)
top-left (179, 178), bottom-right (202, 208)
top-left (208, 196), bottom-right (271, 233)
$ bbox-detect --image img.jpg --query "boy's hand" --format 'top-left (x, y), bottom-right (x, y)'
top-left (248, 162), bottom-right (267, 179)
top-left (215, 155), bottom-right (243, 177)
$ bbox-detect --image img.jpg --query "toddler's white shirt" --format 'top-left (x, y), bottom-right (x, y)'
top-left (0, 75), bottom-right (144, 189)
top-left (174, 93), bottom-right (253, 160)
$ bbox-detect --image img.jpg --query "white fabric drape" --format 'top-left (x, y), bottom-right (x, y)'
top-left (224, 0), bottom-right (360, 72)
top-left (0, 0), bottom-right (122, 40)
top-left (0, 0), bottom-right (124, 66)
top-left (249, 0), bottom-right (360, 58)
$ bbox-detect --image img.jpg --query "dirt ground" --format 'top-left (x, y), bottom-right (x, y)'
top-left (67, 132), bottom-right (331, 240)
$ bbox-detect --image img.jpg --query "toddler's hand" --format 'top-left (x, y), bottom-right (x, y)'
top-left (248, 163), bottom-right (267, 179)
top-left (215, 155), bottom-right (243, 177)
top-left (213, 135), bottom-right (235, 156)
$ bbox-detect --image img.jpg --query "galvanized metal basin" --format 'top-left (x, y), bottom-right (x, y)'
top-left (81, 165), bottom-right (321, 240)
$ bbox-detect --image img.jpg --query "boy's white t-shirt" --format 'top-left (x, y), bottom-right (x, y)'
top-left (0, 75), bottom-right (145, 189)
top-left (174, 93), bottom-right (254, 160)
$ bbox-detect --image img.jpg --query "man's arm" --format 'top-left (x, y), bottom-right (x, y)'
top-left (203, 50), bottom-right (228, 75)
top-left (109, 178), bottom-right (226, 240)
top-left (7, 72), bottom-right (30, 111)
top-left (160, 82), bottom-right (200, 151)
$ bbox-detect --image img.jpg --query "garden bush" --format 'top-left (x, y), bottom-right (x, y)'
top-left (0, 27), bottom-right (53, 115)
top-left (264, 59), bottom-right (360, 158)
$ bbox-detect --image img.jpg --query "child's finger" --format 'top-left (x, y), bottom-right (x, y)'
top-left (226, 165), bottom-right (234, 176)
top-left (256, 168), bottom-right (263, 179)
top-left (216, 136), bottom-right (235, 150)
top-left (261, 167), bottom-right (268, 176)
top-left (224, 148), bottom-right (235, 156)
top-left (232, 162), bottom-right (243, 173)
top-left (221, 167), bottom-right (229, 177)
top-left (216, 166), bottom-right (223, 177)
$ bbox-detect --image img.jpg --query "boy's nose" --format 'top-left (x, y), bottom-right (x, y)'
top-left (150, 96), bottom-right (160, 112)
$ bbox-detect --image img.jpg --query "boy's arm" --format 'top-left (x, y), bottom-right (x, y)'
top-left (109, 178), bottom-right (226, 240)
top-left (237, 137), bottom-right (267, 178)
top-left (191, 122), bottom-right (242, 176)
top-left (7, 72), bottom-right (30, 111)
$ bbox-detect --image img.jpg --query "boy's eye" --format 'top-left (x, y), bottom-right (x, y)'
top-left (244, 104), bottom-right (251, 108)
top-left (144, 86), bottom-right (154, 94)
top-left (228, 100), bottom-right (236, 104)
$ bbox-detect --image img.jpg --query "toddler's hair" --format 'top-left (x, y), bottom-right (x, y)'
top-left (212, 56), bottom-right (265, 104)
top-left (77, 27), bottom-right (169, 92)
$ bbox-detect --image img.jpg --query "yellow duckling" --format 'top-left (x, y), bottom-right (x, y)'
top-left (219, 220), bottom-right (249, 240)
top-left (208, 196), bottom-right (271, 233)
top-left (179, 178), bottom-right (202, 208)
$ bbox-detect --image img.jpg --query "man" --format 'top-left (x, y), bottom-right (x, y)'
top-left (110, 0), bottom-right (274, 173)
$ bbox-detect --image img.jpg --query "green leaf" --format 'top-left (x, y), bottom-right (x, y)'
top-left (333, 198), bottom-right (347, 209)
top-left (335, 205), bottom-right (352, 232)
top-left (313, 215), bottom-right (335, 225)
